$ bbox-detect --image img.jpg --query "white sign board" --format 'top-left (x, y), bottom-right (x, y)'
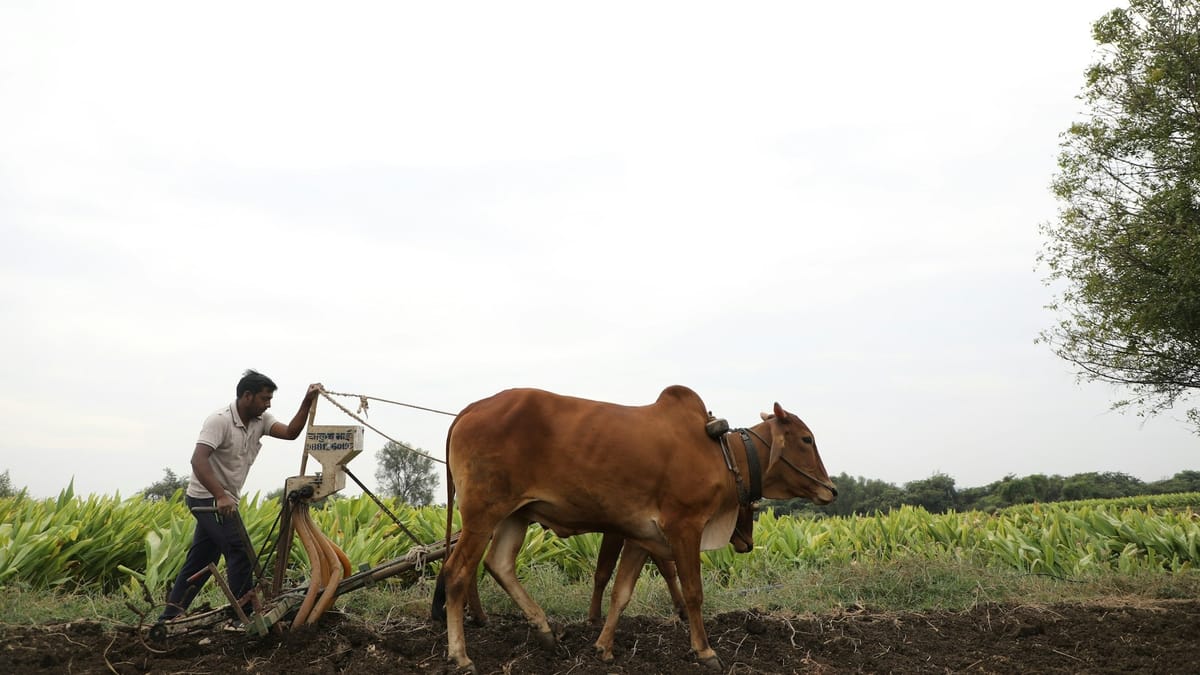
top-left (304, 425), bottom-right (363, 460)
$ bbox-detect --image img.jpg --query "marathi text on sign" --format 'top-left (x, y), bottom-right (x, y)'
top-left (304, 425), bottom-right (364, 455)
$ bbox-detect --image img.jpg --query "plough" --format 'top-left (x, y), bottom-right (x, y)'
top-left (147, 390), bottom-right (453, 642)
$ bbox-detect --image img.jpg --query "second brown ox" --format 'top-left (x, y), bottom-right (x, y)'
top-left (432, 385), bottom-right (837, 671)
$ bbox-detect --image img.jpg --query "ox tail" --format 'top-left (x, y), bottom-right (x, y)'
top-left (431, 413), bottom-right (460, 623)
top-left (431, 553), bottom-right (448, 622)
top-left (430, 466), bottom-right (453, 622)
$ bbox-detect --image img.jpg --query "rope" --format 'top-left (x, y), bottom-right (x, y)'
top-left (409, 544), bottom-right (432, 571)
top-left (322, 390), bottom-right (458, 417)
top-left (342, 466), bottom-right (427, 548)
top-left (317, 390), bottom-right (447, 465)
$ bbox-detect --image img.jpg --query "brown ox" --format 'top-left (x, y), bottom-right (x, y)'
top-left (588, 503), bottom-right (755, 624)
top-left (432, 385), bottom-right (836, 671)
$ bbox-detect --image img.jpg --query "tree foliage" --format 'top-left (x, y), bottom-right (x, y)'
top-left (774, 468), bottom-right (1196, 517)
top-left (140, 467), bottom-right (189, 501)
top-left (1152, 468), bottom-right (1200, 492)
top-left (1040, 0), bottom-right (1200, 429)
top-left (0, 469), bottom-right (17, 498)
top-left (1061, 471), bottom-right (1147, 500)
top-left (903, 473), bottom-right (958, 513)
top-left (997, 473), bottom-right (1064, 506)
top-left (374, 441), bottom-right (437, 506)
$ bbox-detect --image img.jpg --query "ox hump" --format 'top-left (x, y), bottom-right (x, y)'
top-left (656, 385), bottom-right (706, 409)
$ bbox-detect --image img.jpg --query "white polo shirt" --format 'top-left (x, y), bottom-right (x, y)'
top-left (186, 402), bottom-right (278, 499)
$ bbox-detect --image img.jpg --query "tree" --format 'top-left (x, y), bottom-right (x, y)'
top-left (1061, 471), bottom-right (1146, 501)
top-left (821, 473), bottom-right (867, 517)
top-left (996, 473), bottom-right (1064, 506)
top-left (375, 441), bottom-right (437, 506)
top-left (1040, 0), bottom-right (1200, 429)
top-left (0, 469), bottom-right (16, 498)
top-left (903, 473), bottom-right (958, 514)
top-left (956, 484), bottom-right (1002, 513)
top-left (1149, 469), bottom-right (1200, 493)
top-left (141, 467), bottom-right (189, 501)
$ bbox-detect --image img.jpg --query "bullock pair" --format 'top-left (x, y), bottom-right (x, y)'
top-left (432, 385), bottom-right (836, 671)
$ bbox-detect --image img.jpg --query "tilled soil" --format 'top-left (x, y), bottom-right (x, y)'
top-left (3, 599), bottom-right (1199, 674)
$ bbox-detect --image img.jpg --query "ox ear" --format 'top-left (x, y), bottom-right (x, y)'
top-left (773, 402), bottom-right (788, 422)
top-left (764, 414), bottom-right (784, 470)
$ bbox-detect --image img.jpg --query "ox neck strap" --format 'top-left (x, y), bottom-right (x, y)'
top-left (738, 429), bottom-right (763, 503)
top-left (718, 429), bottom-right (764, 508)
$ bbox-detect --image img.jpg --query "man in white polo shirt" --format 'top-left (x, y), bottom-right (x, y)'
top-left (159, 369), bottom-right (321, 622)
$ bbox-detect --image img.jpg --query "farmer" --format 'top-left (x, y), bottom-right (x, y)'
top-left (158, 370), bottom-right (322, 622)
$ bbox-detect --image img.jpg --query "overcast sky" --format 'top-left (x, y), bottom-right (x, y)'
top-left (2, 1), bottom-right (1194, 502)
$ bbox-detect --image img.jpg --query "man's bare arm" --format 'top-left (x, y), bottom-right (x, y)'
top-left (270, 383), bottom-right (323, 440)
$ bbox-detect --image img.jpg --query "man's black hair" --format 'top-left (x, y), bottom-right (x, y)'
top-left (237, 369), bottom-right (277, 398)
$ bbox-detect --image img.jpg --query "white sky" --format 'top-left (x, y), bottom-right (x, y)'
top-left (1, 1), bottom-right (1194, 501)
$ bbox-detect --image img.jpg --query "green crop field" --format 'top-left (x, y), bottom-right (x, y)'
top-left (2, 486), bottom-right (1199, 626)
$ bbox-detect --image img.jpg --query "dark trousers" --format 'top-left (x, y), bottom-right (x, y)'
top-left (159, 495), bottom-right (254, 620)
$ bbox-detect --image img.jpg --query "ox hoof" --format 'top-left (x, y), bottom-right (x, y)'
top-left (593, 644), bottom-right (615, 663)
top-left (533, 628), bottom-right (557, 651)
top-left (448, 659), bottom-right (476, 674)
top-left (698, 654), bottom-right (723, 671)
top-left (468, 614), bottom-right (489, 627)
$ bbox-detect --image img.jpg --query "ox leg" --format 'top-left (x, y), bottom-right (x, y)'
top-left (443, 528), bottom-right (492, 672)
top-left (483, 516), bottom-right (556, 650)
top-left (649, 554), bottom-right (687, 621)
top-left (589, 533), bottom-right (625, 624)
top-left (671, 529), bottom-right (722, 670)
top-left (593, 542), bottom-right (649, 662)
top-left (465, 565), bottom-right (488, 626)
